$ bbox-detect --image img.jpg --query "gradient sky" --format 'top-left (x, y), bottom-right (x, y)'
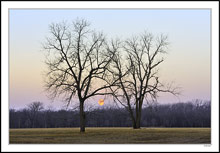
top-left (9, 9), bottom-right (211, 109)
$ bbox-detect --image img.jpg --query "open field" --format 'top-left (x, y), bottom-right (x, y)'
top-left (10, 128), bottom-right (210, 144)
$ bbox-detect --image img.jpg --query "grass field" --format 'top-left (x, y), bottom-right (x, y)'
top-left (10, 127), bottom-right (211, 144)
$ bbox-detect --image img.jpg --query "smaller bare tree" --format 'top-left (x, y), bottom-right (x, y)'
top-left (110, 32), bottom-right (180, 129)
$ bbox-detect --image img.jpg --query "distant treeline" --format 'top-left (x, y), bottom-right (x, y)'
top-left (10, 100), bottom-right (211, 128)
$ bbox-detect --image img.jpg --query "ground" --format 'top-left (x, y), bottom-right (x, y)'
top-left (9, 127), bottom-right (211, 144)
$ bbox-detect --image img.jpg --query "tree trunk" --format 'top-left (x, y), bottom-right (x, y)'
top-left (127, 101), bottom-right (137, 129)
top-left (134, 101), bottom-right (140, 129)
top-left (131, 115), bottom-right (137, 129)
top-left (136, 112), bottom-right (141, 129)
top-left (133, 121), bottom-right (137, 129)
top-left (80, 101), bottom-right (85, 132)
top-left (135, 101), bottom-right (142, 129)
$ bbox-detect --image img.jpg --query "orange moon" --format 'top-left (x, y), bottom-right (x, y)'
top-left (98, 99), bottom-right (104, 106)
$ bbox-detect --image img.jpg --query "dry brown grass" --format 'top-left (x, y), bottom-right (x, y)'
top-left (9, 127), bottom-right (211, 144)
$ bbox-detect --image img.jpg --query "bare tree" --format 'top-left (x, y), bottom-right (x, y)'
top-left (26, 102), bottom-right (44, 128)
top-left (110, 32), bottom-right (180, 129)
top-left (43, 19), bottom-right (117, 132)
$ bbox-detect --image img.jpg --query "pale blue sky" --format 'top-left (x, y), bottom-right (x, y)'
top-left (9, 9), bottom-right (211, 109)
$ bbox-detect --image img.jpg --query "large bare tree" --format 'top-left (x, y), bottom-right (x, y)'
top-left (110, 32), bottom-right (180, 129)
top-left (43, 19), bottom-right (117, 132)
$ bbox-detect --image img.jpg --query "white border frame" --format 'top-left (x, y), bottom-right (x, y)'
top-left (1, 1), bottom-right (219, 152)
